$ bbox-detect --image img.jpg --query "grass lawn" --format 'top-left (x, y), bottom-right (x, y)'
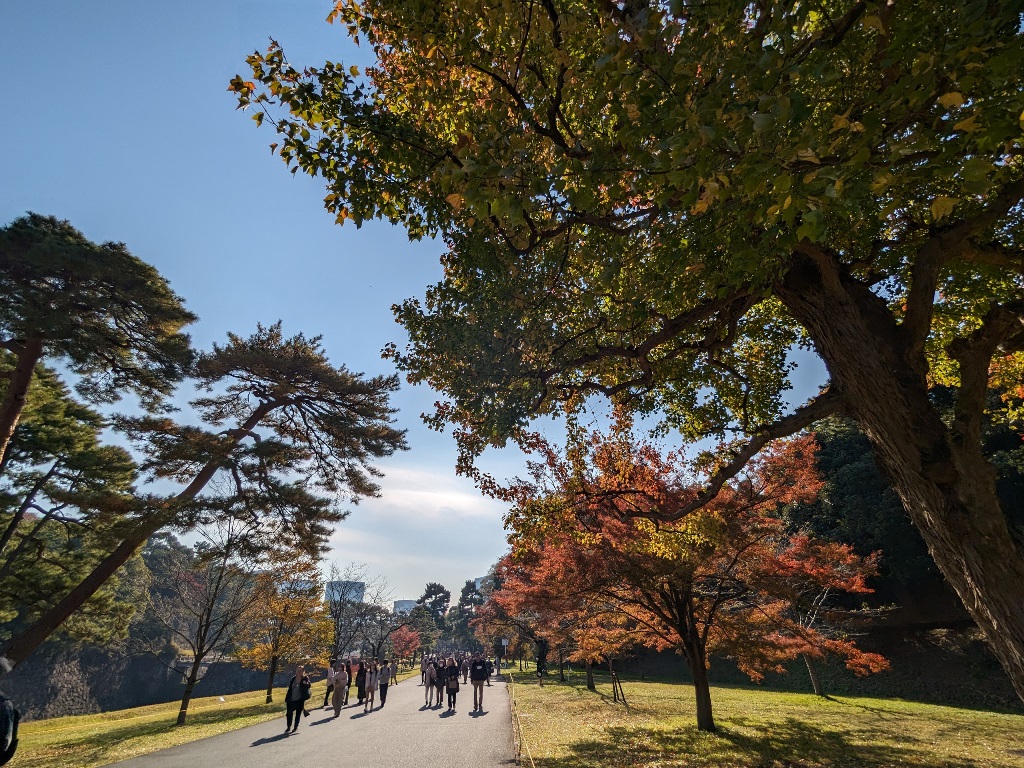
top-left (508, 669), bottom-right (1024, 768)
top-left (17, 668), bottom-right (421, 768)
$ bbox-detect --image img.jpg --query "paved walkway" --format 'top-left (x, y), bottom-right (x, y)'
top-left (110, 678), bottom-right (516, 768)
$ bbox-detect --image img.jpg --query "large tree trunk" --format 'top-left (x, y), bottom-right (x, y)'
top-left (0, 337), bottom-right (44, 470)
top-left (585, 659), bottom-right (595, 691)
top-left (687, 655), bottom-right (715, 733)
top-left (177, 657), bottom-right (204, 725)
top-left (803, 654), bottom-right (825, 697)
top-left (778, 255), bottom-right (1024, 702)
top-left (265, 654), bottom-right (279, 704)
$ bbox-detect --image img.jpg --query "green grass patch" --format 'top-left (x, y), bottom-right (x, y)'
top-left (508, 670), bottom-right (1024, 768)
top-left (18, 669), bottom-right (421, 768)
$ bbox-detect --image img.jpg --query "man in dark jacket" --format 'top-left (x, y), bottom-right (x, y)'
top-left (469, 653), bottom-right (489, 711)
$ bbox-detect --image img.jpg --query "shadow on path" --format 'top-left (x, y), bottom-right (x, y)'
top-left (250, 733), bottom-right (290, 747)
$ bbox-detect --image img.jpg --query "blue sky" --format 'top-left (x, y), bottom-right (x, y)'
top-left (1, 1), bottom-right (827, 603)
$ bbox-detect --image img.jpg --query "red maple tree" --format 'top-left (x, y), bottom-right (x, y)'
top-left (488, 420), bottom-right (887, 732)
top-left (389, 625), bottom-right (421, 667)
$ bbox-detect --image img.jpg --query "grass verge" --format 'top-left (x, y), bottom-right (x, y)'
top-left (18, 668), bottom-right (421, 768)
top-left (508, 669), bottom-right (1024, 768)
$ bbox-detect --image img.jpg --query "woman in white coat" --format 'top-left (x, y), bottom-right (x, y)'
top-left (363, 660), bottom-right (379, 713)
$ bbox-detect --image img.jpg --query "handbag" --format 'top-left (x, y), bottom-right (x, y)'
top-left (446, 675), bottom-right (459, 690)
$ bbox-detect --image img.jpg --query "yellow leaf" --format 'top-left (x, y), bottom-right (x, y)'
top-left (862, 15), bottom-right (885, 32)
top-left (797, 148), bottom-right (821, 164)
top-left (931, 196), bottom-right (958, 221)
top-left (831, 114), bottom-right (850, 133)
top-left (349, 65), bottom-right (360, 76)
top-left (445, 193), bottom-right (465, 210)
top-left (625, 103), bottom-right (641, 120)
top-left (937, 92), bottom-right (965, 109)
top-left (953, 116), bottom-right (978, 132)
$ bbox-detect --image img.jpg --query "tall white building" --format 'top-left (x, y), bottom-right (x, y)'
top-left (393, 599), bottom-right (418, 615)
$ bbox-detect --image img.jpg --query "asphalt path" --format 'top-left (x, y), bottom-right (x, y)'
top-left (109, 677), bottom-right (515, 768)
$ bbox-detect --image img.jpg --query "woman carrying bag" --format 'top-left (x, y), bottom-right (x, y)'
top-left (444, 657), bottom-right (460, 711)
top-left (284, 665), bottom-right (311, 733)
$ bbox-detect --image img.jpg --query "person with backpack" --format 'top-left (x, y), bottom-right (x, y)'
top-left (469, 653), bottom-right (488, 711)
top-left (284, 665), bottom-right (311, 734)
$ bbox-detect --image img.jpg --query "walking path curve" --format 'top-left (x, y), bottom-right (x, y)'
top-left (109, 677), bottom-right (516, 768)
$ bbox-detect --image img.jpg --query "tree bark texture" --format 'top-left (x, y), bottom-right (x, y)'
top-left (177, 657), bottom-right (204, 725)
top-left (585, 660), bottom-right (595, 691)
top-left (803, 654), bottom-right (824, 697)
top-left (0, 337), bottom-right (43, 469)
top-left (778, 256), bottom-right (1024, 702)
top-left (265, 654), bottom-right (279, 704)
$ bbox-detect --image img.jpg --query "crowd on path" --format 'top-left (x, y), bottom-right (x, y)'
top-left (280, 652), bottom-right (499, 733)
top-left (420, 652), bottom-right (493, 712)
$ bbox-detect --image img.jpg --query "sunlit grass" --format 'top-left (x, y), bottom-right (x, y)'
top-left (508, 669), bottom-right (1024, 768)
top-left (18, 669), bottom-right (420, 768)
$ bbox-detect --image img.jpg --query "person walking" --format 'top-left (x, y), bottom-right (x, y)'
top-left (355, 660), bottom-right (367, 706)
top-left (485, 657), bottom-right (493, 686)
top-left (331, 661), bottom-right (349, 718)
top-left (444, 657), bottom-right (460, 711)
top-left (432, 660), bottom-right (445, 707)
top-left (364, 661), bottom-right (379, 713)
top-left (390, 658), bottom-right (399, 686)
top-left (322, 661), bottom-right (336, 708)
top-left (343, 659), bottom-right (353, 705)
top-left (284, 665), bottom-right (311, 734)
top-left (420, 654), bottom-right (428, 685)
top-left (378, 659), bottom-right (391, 708)
top-left (423, 658), bottom-right (436, 706)
top-left (461, 656), bottom-right (470, 685)
top-left (469, 653), bottom-right (488, 711)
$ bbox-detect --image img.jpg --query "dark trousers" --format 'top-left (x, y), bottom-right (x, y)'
top-left (379, 682), bottom-right (389, 705)
top-left (447, 688), bottom-right (458, 708)
top-left (285, 700), bottom-right (303, 730)
top-left (357, 683), bottom-right (366, 702)
top-left (322, 684), bottom-right (334, 707)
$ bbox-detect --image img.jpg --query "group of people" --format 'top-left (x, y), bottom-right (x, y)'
top-left (420, 652), bottom-right (494, 712)
top-left (282, 657), bottom-right (400, 733)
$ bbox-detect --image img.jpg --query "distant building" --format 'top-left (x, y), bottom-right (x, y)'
top-left (326, 580), bottom-right (365, 604)
top-left (474, 576), bottom-right (488, 592)
top-left (393, 599), bottom-right (417, 615)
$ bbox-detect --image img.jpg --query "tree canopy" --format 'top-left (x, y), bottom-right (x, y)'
top-left (1, 323), bottom-right (407, 671)
top-left (0, 213), bottom-right (195, 464)
top-left (233, 0), bottom-right (1024, 699)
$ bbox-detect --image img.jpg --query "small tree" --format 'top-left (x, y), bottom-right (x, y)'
top-left (494, 425), bottom-right (886, 731)
top-left (359, 606), bottom-right (404, 661)
top-left (390, 625), bottom-right (420, 668)
top-left (138, 520), bottom-right (268, 724)
top-left (325, 564), bottom-right (394, 659)
top-left (235, 549), bottom-right (330, 703)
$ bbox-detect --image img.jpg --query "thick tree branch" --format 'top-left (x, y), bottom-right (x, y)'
top-left (947, 300), bottom-right (1024, 450)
